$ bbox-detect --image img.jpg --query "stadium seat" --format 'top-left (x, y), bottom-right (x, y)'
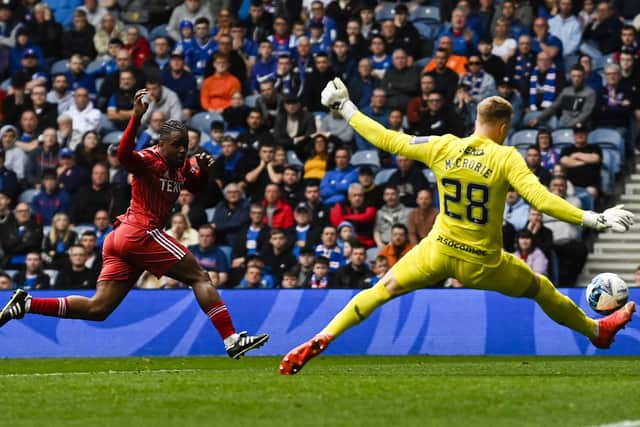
top-left (1, 78), bottom-right (10, 91)
top-left (44, 269), bottom-right (59, 286)
top-left (551, 128), bottom-right (574, 151)
top-left (286, 150), bottom-right (303, 169)
top-left (600, 168), bottom-right (612, 194)
top-left (245, 94), bottom-right (259, 108)
top-left (150, 25), bottom-right (169, 40)
top-left (414, 21), bottom-right (441, 40)
top-left (414, 56), bottom-right (432, 69)
top-left (411, 5), bottom-right (441, 22)
top-left (219, 245), bottom-right (232, 264)
top-left (600, 148), bottom-right (621, 176)
top-left (50, 59), bottom-right (69, 74)
top-left (574, 187), bottom-right (594, 212)
top-left (508, 129), bottom-right (537, 148)
top-left (351, 150), bottom-right (380, 170)
top-left (95, 77), bottom-right (104, 93)
top-left (43, 225), bottom-right (51, 236)
top-left (375, 2), bottom-right (395, 21)
top-left (588, 128), bottom-right (624, 152)
top-left (73, 224), bottom-right (95, 236)
top-left (374, 168), bottom-right (397, 186)
top-left (4, 269), bottom-right (18, 280)
top-left (366, 247), bottom-right (379, 264)
top-left (86, 59), bottom-right (105, 74)
top-left (99, 114), bottom-right (115, 135)
top-left (422, 168), bottom-right (436, 184)
top-left (549, 250), bottom-right (560, 285)
top-left (103, 131), bottom-right (124, 145)
top-left (18, 189), bottom-right (39, 204)
top-left (190, 112), bottom-right (224, 134)
top-left (205, 208), bottom-right (216, 222)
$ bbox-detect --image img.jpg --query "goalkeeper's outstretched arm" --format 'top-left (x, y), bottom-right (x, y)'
top-left (322, 78), bottom-right (432, 163)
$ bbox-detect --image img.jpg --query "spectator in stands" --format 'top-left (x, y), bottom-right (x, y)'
top-left (143, 36), bottom-right (172, 76)
top-left (617, 26), bottom-right (640, 61)
top-left (407, 188), bottom-right (438, 245)
top-left (244, 142), bottom-right (279, 201)
top-left (415, 91), bottom-right (462, 136)
top-left (223, 92), bottom-right (250, 133)
top-left (577, 54), bottom-right (602, 93)
top-left (491, 17), bottom-right (517, 63)
top-left (544, 176), bottom-right (586, 285)
top-left (478, 38), bottom-right (507, 84)
top-left (281, 269), bottom-right (300, 288)
top-left (167, 212), bottom-right (198, 247)
top-left (42, 212), bottom-right (78, 269)
top-left (0, 272), bottom-right (11, 290)
top-left (344, 18), bottom-right (367, 60)
top-left (134, 111), bottom-right (164, 150)
top-left (379, 49), bottom-right (420, 113)
top-left (205, 34), bottom-right (247, 85)
top-left (332, 241), bottom-right (372, 289)
top-left (188, 224), bottom-right (230, 286)
top-left (16, 110), bottom-right (39, 150)
top-left (0, 190), bottom-right (12, 243)
top-left (508, 35), bottom-right (536, 99)
top-left (304, 52), bottom-right (335, 112)
top-left (531, 17), bottom-right (563, 67)
top-left (528, 51), bottom-right (564, 115)
top-left (294, 247), bottom-right (315, 287)
top-left (331, 38), bottom-right (356, 83)
top-left (212, 182), bottom-right (250, 246)
top-left (387, 156), bottom-right (430, 208)
top-left (26, 128), bottom-right (59, 187)
top-left (406, 74), bottom-right (435, 130)
top-left (273, 53), bottom-right (302, 97)
top-left (524, 207), bottom-right (554, 260)
top-left (75, 130), bottom-right (107, 170)
top-left (231, 202), bottom-right (269, 269)
top-left (308, 256), bottom-right (332, 288)
top-left (330, 183), bottom-right (376, 248)
top-left (168, 188), bottom-right (206, 231)
top-left (29, 83), bottom-right (58, 134)
top-left (260, 228), bottom-right (296, 283)
top-left (67, 87), bottom-right (102, 138)
top-left (514, 228), bottom-right (548, 276)
top-left (320, 147), bottom-right (358, 206)
top-left (32, 169), bottom-right (70, 226)
top-left (268, 16), bottom-right (295, 57)
top-left (47, 74), bottom-right (73, 114)
top-left (140, 77), bottom-right (182, 125)
top-left (98, 49), bottom-right (145, 110)
top-left (57, 147), bottom-right (89, 194)
top-left (353, 166), bottom-right (379, 208)
top-left (438, 8), bottom-right (478, 56)
top-left (496, 76), bottom-right (523, 128)
top-left (355, 88), bottom-right (390, 150)
top-left (201, 53), bottom-right (241, 113)
top-left (161, 51), bottom-right (198, 121)
top-left (273, 95), bottom-right (316, 157)
top-left (582, 1), bottom-right (622, 57)
top-left (107, 69), bottom-right (137, 130)
top-left (3, 75), bottom-right (32, 127)
top-left (461, 54), bottom-right (497, 103)
top-left (236, 109), bottom-right (273, 157)
top-left (64, 55), bottom-right (96, 97)
top-left (93, 13), bottom-right (123, 58)
top-left (79, 228), bottom-right (102, 280)
top-left (2, 202), bottom-right (43, 270)
top-left (250, 40), bottom-right (277, 94)
top-left (236, 264), bottom-right (266, 289)
top-left (14, 252), bottom-right (50, 290)
top-left (27, 3), bottom-right (63, 61)
top-left (93, 209), bottom-right (112, 249)
top-left (534, 127), bottom-right (559, 172)
top-left (69, 162), bottom-right (112, 224)
top-left (300, 180), bottom-right (326, 227)
top-left (10, 30), bottom-right (45, 76)
top-left (593, 64), bottom-right (634, 129)
top-left (281, 165), bottom-right (302, 206)
top-left (426, 48), bottom-right (459, 103)
top-left (168, 0), bottom-right (215, 42)
top-left (373, 185), bottom-right (410, 248)
top-left (504, 189), bottom-right (529, 230)
top-left (255, 79), bottom-right (282, 129)
top-left (0, 148), bottom-right (18, 201)
top-left (1, 125), bottom-right (26, 181)
top-left (57, 113), bottom-right (80, 149)
top-left (211, 136), bottom-right (247, 189)
top-left (548, 0), bottom-right (580, 58)
top-left (378, 223), bottom-right (413, 268)
top-left (319, 109), bottom-right (354, 147)
top-left (529, 64), bottom-right (596, 128)
top-left (62, 9), bottom-right (97, 60)
top-left (491, 0), bottom-right (524, 39)
top-left (525, 145), bottom-right (552, 186)
top-left (560, 122), bottom-right (601, 198)
top-left (289, 202), bottom-right (321, 254)
top-left (619, 50), bottom-right (639, 90)
top-left (349, 58), bottom-right (379, 110)
top-left (123, 25), bottom-right (151, 69)
top-left (12, 48), bottom-right (48, 94)
top-left (423, 36), bottom-right (467, 77)
top-left (54, 245), bottom-right (96, 289)
top-left (314, 225), bottom-right (345, 273)
top-left (261, 183), bottom-right (294, 228)
top-left (106, 142), bottom-right (128, 188)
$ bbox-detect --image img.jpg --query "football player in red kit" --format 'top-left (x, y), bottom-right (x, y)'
top-left (0, 89), bottom-right (269, 359)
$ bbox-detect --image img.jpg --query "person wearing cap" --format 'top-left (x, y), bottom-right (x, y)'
top-left (167, 0), bottom-right (215, 42)
top-left (497, 76), bottom-right (523, 128)
top-left (201, 53), bottom-right (241, 112)
top-left (61, 9), bottom-right (97, 60)
top-left (290, 202), bottom-right (322, 258)
top-left (273, 94), bottom-right (316, 156)
top-left (174, 19), bottom-right (196, 56)
top-left (31, 169), bottom-right (71, 226)
top-left (93, 13), bottom-right (124, 58)
top-left (9, 29), bottom-right (45, 75)
top-left (57, 147), bottom-right (90, 194)
top-left (0, 125), bottom-right (27, 181)
top-left (161, 49), bottom-right (198, 121)
top-left (529, 64), bottom-right (596, 129)
top-left (0, 148), bottom-right (19, 201)
top-left (559, 122), bottom-right (602, 198)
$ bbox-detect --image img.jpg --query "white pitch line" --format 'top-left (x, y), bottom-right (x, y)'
top-left (0, 368), bottom-right (204, 378)
top-left (593, 420), bottom-right (640, 427)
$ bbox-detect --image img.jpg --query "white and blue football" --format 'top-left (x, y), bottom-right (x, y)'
top-left (586, 273), bottom-right (629, 315)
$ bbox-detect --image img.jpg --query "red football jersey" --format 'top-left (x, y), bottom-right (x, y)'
top-left (116, 116), bottom-right (206, 230)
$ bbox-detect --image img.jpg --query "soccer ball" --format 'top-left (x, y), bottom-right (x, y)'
top-left (586, 273), bottom-right (629, 315)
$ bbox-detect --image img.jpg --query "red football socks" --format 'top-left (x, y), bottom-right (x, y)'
top-left (205, 301), bottom-right (236, 339)
top-left (29, 297), bottom-right (68, 317)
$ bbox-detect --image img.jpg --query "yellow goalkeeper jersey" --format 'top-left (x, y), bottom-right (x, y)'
top-left (350, 112), bottom-right (585, 265)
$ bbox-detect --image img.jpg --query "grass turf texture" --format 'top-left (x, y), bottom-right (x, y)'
top-left (0, 356), bottom-right (638, 427)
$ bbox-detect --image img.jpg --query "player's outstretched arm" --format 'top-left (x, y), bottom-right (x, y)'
top-left (116, 89), bottom-right (149, 174)
top-left (321, 78), bottom-right (432, 164)
top-left (507, 149), bottom-right (634, 232)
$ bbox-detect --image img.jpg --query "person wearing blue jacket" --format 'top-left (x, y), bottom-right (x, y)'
top-left (31, 170), bottom-right (70, 226)
top-left (186, 17), bottom-right (217, 77)
top-left (320, 147), bottom-right (358, 206)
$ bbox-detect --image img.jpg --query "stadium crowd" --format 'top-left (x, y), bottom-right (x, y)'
top-left (0, 0), bottom-right (638, 289)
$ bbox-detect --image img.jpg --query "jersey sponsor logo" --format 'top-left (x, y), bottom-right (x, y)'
top-left (435, 234), bottom-right (488, 256)
top-left (462, 146), bottom-right (484, 156)
top-left (159, 177), bottom-right (184, 193)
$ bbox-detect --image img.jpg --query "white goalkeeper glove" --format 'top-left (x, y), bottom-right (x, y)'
top-left (582, 204), bottom-right (634, 232)
top-left (321, 78), bottom-right (359, 121)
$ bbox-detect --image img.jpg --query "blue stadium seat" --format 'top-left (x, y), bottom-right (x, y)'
top-left (366, 247), bottom-right (379, 264)
top-left (414, 56), bottom-right (432, 69)
top-left (286, 150), bottom-right (303, 169)
top-left (551, 128), bottom-right (574, 152)
top-left (190, 112), bottom-right (224, 134)
top-left (18, 189), bottom-right (39, 204)
top-left (131, 24), bottom-right (150, 40)
top-left (44, 269), bottom-right (59, 286)
top-left (43, 225), bottom-right (51, 237)
top-left (422, 168), bottom-right (436, 184)
top-left (86, 59), bottom-right (105, 74)
top-left (601, 168), bottom-right (612, 194)
top-left (95, 77), bottom-right (104, 93)
top-left (4, 269), bottom-right (18, 280)
top-left (103, 131), bottom-right (124, 145)
top-left (51, 59), bottom-right (69, 74)
top-left (374, 168), bottom-right (397, 186)
top-left (588, 128), bottom-right (624, 152)
top-left (549, 250), bottom-right (560, 286)
top-left (99, 114), bottom-right (115, 135)
top-left (74, 224), bottom-right (95, 236)
top-left (574, 187), bottom-right (594, 212)
top-left (376, 2), bottom-right (395, 21)
top-left (219, 245), bottom-right (232, 264)
top-left (351, 150), bottom-right (380, 170)
top-left (411, 5), bottom-right (441, 22)
top-left (1, 78), bottom-right (10, 91)
top-left (601, 148), bottom-right (621, 175)
top-left (414, 21), bottom-right (441, 40)
top-left (245, 94), bottom-right (259, 108)
top-left (150, 25), bottom-right (169, 41)
top-left (205, 208), bottom-right (216, 222)
top-left (508, 129), bottom-right (537, 148)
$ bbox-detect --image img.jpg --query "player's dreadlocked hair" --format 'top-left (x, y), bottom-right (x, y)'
top-left (159, 119), bottom-right (187, 139)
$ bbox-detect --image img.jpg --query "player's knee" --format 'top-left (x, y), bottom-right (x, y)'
top-left (379, 272), bottom-right (402, 298)
top-left (87, 299), bottom-right (115, 321)
top-left (521, 274), bottom-right (542, 299)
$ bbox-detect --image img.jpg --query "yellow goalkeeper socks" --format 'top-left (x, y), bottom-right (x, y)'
top-left (321, 281), bottom-right (392, 338)
top-left (533, 274), bottom-right (596, 338)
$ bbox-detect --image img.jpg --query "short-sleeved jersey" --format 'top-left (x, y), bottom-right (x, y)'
top-left (349, 112), bottom-right (584, 265)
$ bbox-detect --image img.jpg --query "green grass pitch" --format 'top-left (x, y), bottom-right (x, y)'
top-left (0, 356), bottom-right (638, 427)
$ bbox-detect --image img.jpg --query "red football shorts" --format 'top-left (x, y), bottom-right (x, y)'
top-left (98, 221), bottom-right (188, 283)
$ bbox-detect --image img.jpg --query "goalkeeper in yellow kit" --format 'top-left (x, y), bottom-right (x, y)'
top-left (279, 78), bottom-right (637, 375)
